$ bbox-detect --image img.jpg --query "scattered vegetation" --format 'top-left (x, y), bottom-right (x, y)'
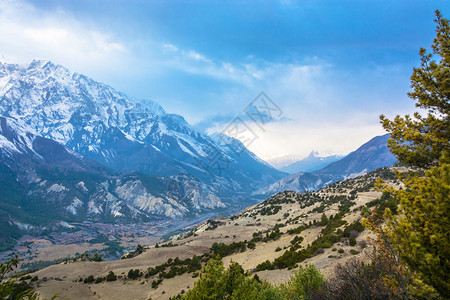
top-left (173, 259), bottom-right (325, 299)
top-left (160, 241), bottom-right (178, 248)
top-left (92, 252), bottom-right (103, 262)
top-left (204, 220), bottom-right (223, 231)
top-left (121, 244), bottom-right (145, 259)
top-left (106, 271), bottom-right (117, 281)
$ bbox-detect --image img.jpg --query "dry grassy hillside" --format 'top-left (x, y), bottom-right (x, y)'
top-left (27, 167), bottom-right (401, 300)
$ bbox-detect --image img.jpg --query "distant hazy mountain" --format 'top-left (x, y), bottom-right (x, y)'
top-left (253, 172), bottom-right (341, 196)
top-left (255, 134), bottom-right (396, 195)
top-left (313, 134), bottom-right (396, 177)
top-left (0, 116), bottom-right (226, 249)
top-left (266, 154), bottom-right (303, 169)
top-left (0, 60), bottom-right (285, 202)
top-left (269, 151), bottom-right (344, 174)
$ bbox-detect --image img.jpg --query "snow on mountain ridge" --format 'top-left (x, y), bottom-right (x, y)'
top-left (0, 59), bottom-right (286, 201)
top-left (0, 60), bottom-right (177, 146)
top-left (0, 115), bottom-right (225, 221)
top-left (0, 116), bottom-right (41, 158)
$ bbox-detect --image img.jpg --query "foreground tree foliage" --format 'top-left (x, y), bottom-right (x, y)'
top-left (279, 264), bottom-right (325, 299)
top-left (376, 10), bottom-right (450, 298)
top-left (325, 258), bottom-right (401, 299)
top-left (378, 159), bottom-right (450, 298)
top-left (0, 255), bottom-right (39, 299)
top-left (174, 258), bottom-right (325, 300)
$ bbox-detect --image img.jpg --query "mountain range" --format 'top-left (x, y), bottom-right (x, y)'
top-left (0, 115), bottom-right (231, 249)
top-left (0, 59), bottom-right (286, 198)
top-left (0, 59), bottom-right (289, 248)
top-left (0, 59), bottom-right (397, 250)
top-left (268, 151), bottom-right (344, 173)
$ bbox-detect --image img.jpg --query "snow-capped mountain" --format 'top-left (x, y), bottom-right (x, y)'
top-left (255, 134), bottom-right (396, 196)
top-left (268, 151), bottom-right (344, 174)
top-left (0, 116), bottom-right (226, 218)
top-left (0, 115), bottom-right (229, 248)
top-left (0, 60), bottom-right (285, 201)
top-left (266, 154), bottom-right (303, 169)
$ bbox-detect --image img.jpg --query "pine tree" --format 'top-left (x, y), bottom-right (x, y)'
top-left (378, 10), bottom-right (450, 298)
top-left (380, 11), bottom-right (450, 168)
top-left (0, 255), bottom-right (39, 299)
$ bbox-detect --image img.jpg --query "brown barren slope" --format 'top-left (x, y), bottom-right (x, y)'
top-left (30, 167), bottom-right (401, 300)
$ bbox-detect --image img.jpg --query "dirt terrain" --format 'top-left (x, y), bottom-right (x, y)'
top-left (25, 167), bottom-right (399, 300)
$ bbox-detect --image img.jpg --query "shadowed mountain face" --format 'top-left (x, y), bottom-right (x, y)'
top-left (313, 134), bottom-right (396, 176)
top-left (0, 60), bottom-right (285, 200)
top-left (255, 134), bottom-right (396, 196)
top-left (0, 116), bottom-right (229, 249)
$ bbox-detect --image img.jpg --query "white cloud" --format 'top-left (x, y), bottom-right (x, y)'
top-left (163, 43), bottom-right (178, 52)
top-left (0, 0), bottom-right (414, 161)
top-left (199, 60), bottom-right (414, 160)
top-left (0, 0), bottom-right (127, 73)
top-left (205, 107), bottom-right (389, 161)
top-left (245, 116), bottom-right (387, 160)
top-left (185, 50), bottom-right (210, 62)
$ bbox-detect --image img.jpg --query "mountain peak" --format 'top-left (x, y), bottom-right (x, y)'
top-left (29, 59), bottom-right (54, 69)
top-left (136, 99), bottom-right (166, 116)
top-left (308, 150), bottom-right (320, 158)
top-left (0, 58), bottom-right (285, 202)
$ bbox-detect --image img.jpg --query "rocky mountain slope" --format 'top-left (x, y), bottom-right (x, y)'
top-left (255, 134), bottom-right (396, 195)
top-left (0, 116), bottom-right (226, 250)
top-left (0, 59), bottom-right (285, 202)
top-left (27, 167), bottom-right (401, 300)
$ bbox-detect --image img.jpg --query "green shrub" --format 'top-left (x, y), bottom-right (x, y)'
top-left (350, 249), bottom-right (360, 255)
top-left (256, 260), bottom-right (273, 271)
top-left (343, 220), bottom-right (365, 237)
top-left (287, 225), bottom-right (307, 235)
top-left (361, 206), bottom-right (370, 218)
top-left (279, 265), bottom-right (325, 299)
top-left (92, 252), bottom-right (103, 262)
top-left (152, 278), bottom-right (162, 288)
top-left (290, 235), bottom-right (304, 245)
top-left (127, 269), bottom-right (142, 280)
top-left (106, 271), bottom-right (117, 281)
top-left (95, 277), bottom-right (105, 284)
top-left (247, 242), bottom-right (256, 250)
top-left (178, 259), bottom-right (283, 299)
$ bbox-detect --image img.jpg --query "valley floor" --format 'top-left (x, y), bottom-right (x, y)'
top-left (23, 167), bottom-right (399, 300)
top-left (0, 214), bottom-right (216, 271)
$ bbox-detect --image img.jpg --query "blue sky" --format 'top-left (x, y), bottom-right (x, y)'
top-left (0, 0), bottom-right (449, 160)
